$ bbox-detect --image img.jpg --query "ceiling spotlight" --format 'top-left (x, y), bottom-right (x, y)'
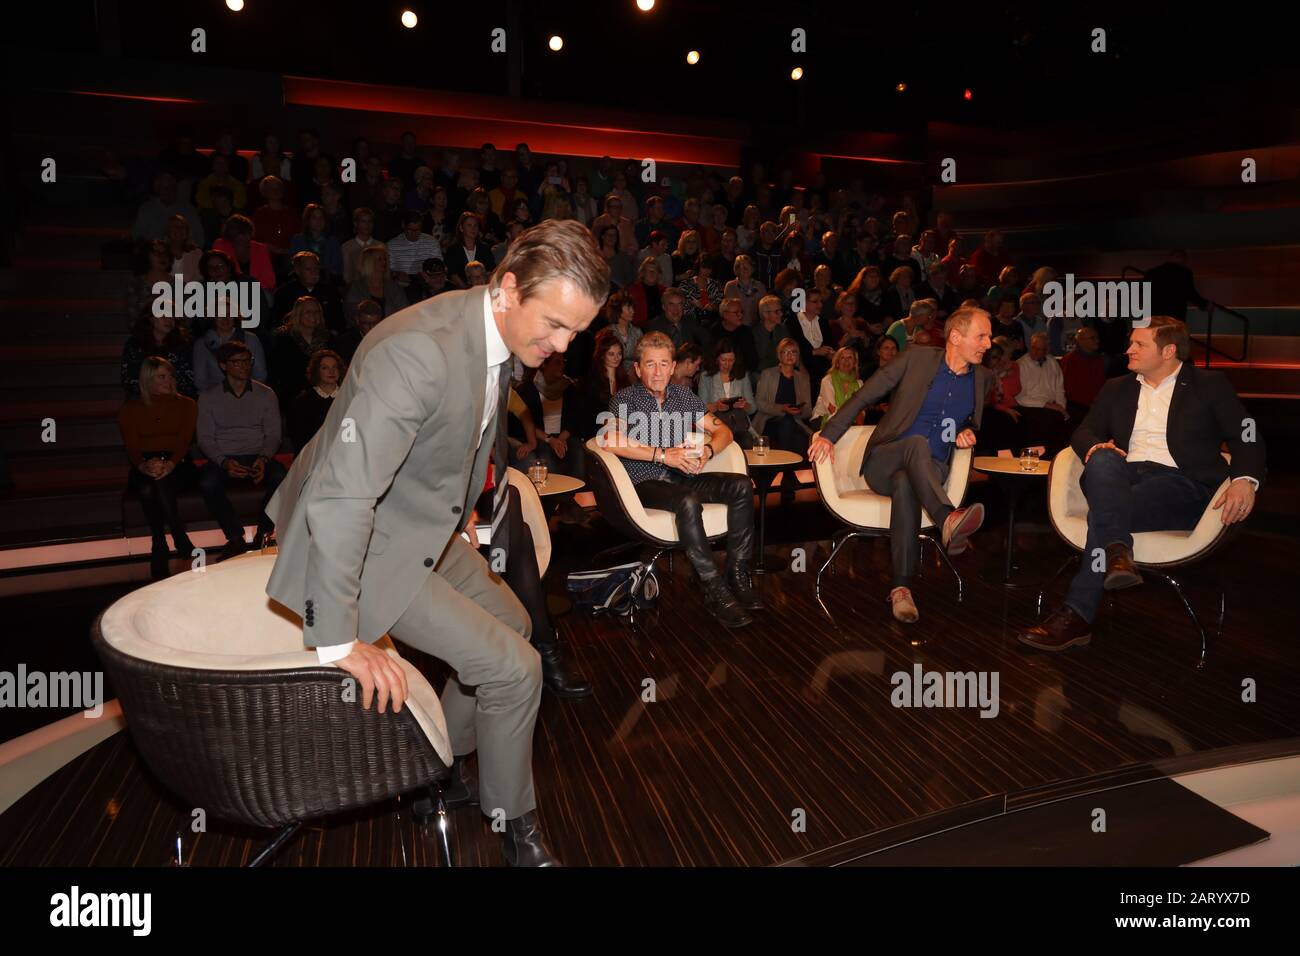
top-left (791, 66), bottom-right (804, 80)
top-left (549, 35), bottom-right (564, 51)
top-left (400, 9), bottom-right (417, 29)
top-left (963, 88), bottom-right (973, 101)
top-left (226, 0), bottom-right (244, 10)
top-left (895, 82), bottom-right (907, 93)
top-left (686, 50), bottom-right (700, 65)
top-left (637, 0), bottom-right (656, 10)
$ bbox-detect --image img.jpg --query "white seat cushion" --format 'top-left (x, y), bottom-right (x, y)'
top-left (813, 425), bottom-right (972, 530)
top-left (1048, 447), bottom-right (1231, 566)
top-left (98, 554), bottom-right (452, 764)
top-left (585, 438), bottom-right (747, 544)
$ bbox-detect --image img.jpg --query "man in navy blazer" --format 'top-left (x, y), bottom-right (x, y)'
top-left (1022, 316), bottom-right (1265, 651)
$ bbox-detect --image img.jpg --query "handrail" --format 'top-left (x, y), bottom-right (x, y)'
top-left (1121, 264), bottom-right (1249, 368)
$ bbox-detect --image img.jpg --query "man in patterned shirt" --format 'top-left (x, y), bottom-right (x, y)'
top-left (600, 332), bottom-right (759, 628)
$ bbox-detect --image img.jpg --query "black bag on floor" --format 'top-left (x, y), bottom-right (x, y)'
top-left (565, 560), bottom-right (660, 616)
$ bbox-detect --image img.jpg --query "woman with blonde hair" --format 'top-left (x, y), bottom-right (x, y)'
top-left (671, 229), bottom-right (703, 280)
top-left (626, 254), bottom-right (663, 327)
top-left (118, 356), bottom-right (199, 578)
top-left (813, 347), bottom-right (865, 428)
top-left (268, 296), bottom-right (334, 409)
top-left (345, 244), bottom-right (404, 322)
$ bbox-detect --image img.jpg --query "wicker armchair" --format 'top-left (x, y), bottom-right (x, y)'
top-left (92, 553), bottom-right (456, 866)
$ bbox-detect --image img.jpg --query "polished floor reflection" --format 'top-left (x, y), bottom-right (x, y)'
top-left (2, 476), bottom-right (1298, 866)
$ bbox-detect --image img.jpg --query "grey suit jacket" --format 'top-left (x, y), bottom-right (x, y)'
top-left (820, 346), bottom-right (991, 474)
top-left (265, 286), bottom-right (502, 648)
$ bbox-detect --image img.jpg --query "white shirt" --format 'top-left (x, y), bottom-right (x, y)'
top-left (1015, 353), bottom-right (1066, 409)
top-left (1127, 363), bottom-right (1180, 467)
top-left (797, 311), bottom-right (823, 350)
top-left (317, 288), bottom-right (510, 664)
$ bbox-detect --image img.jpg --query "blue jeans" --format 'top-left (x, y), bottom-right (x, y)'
top-left (1063, 451), bottom-right (1213, 623)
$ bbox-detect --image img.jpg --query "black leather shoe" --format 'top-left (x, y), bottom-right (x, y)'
top-left (1018, 605), bottom-right (1092, 652)
top-left (725, 563), bottom-right (765, 611)
top-left (701, 576), bottom-right (753, 628)
top-left (411, 759), bottom-right (478, 822)
top-left (1103, 543), bottom-right (1143, 590)
top-left (149, 547), bottom-right (170, 581)
top-left (502, 811), bottom-right (562, 867)
top-left (171, 535), bottom-right (195, 558)
top-left (537, 642), bottom-right (593, 699)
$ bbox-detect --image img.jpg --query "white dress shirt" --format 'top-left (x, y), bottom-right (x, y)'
top-left (1127, 363), bottom-right (1180, 467)
top-left (317, 289), bottom-right (510, 664)
top-left (797, 311), bottom-right (823, 350)
top-left (1015, 353), bottom-right (1066, 409)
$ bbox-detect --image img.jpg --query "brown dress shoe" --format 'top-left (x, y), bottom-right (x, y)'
top-left (1019, 605), bottom-right (1092, 651)
top-left (941, 503), bottom-right (984, 556)
top-left (1103, 543), bottom-right (1143, 591)
top-left (889, 586), bottom-right (919, 623)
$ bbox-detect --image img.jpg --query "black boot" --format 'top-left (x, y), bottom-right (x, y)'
top-left (725, 560), bottom-right (764, 611)
top-left (149, 537), bottom-right (170, 580)
top-left (537, 641), bottom-right (593, 699)
top-left (171, 533), bottom-right (195, 558)
top-left (502, 811), bottom-right (562, 866)
top-left (701, 576), bottom-right (753, 628)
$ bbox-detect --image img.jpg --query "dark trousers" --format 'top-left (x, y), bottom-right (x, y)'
top-left (1063, 452), bottom-right (1213, 623)
top-left (483, 484), bottom-right (555, 648)
top-left (863, 435), bottom-right (954, 588)
top-left (763, 414), bottom-right (811, 453)
top-left (197, 454), bottom-right (287, 541)
top-left (127, 461), bottom-right (197, 548)
top-left (634, 470), bottom-right (755, 581)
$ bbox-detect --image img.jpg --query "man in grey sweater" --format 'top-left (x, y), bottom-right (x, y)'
top-left (196, 341), bottom-right (285, 560)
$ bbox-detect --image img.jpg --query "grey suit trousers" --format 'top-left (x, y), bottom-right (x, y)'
top-left (389, 533), bottom-right (541, 820)
top-left (863, 435), bottom-right (953, 587)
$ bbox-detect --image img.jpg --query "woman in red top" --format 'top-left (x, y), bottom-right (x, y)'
top-left (625, 256), bottom-right (664, 328)
top-left (976, 340), bottom-right (1025, 454)
top-left (213, 214), bottom-right (277, 294)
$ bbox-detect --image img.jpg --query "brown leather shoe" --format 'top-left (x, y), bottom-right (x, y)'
top-left (1103, 543), bottom-right (1143, 591)
top-left (1019, 605), bottom-right (1092, 652)
top-left (941, 503), bottom-right (984, 556)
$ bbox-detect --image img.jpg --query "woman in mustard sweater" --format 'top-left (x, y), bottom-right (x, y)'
top-left (118, 356), bottom-right (199, 579)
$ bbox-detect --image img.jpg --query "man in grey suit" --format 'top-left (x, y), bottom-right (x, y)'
top-left (808, 306), bottom-right (993, 623)
top-left (264, 220), bottom-right (609, 866)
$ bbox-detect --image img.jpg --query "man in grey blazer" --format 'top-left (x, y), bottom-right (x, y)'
top-left (808, 306), bottom-right (993, 623)
top-left (264, 220), bottom-right (609, 866)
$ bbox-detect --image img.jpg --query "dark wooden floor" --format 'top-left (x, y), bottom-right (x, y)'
top-left (3, 475), bottom-right (1298, 866)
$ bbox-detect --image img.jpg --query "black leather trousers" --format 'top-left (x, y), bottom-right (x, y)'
top-left (633, 471), bottom-right (755, 581)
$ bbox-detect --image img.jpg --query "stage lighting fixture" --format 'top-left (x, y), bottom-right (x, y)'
top-left (687, 50), bottom-right (700, 65)
top-left (226, 0), bottom-right (244, 11)
top-left (791, 66), bottom-right (804, 80)
top-left (400, 10), bottom-right (417, 29)
top-left (637, 0), bottom-right (656, 11)
top-left (549, 35), bottom-right (564, 51)
top-left (964, 88), bottom-right (973, 101)
top-left (895, 82), bottom-right (907, 93)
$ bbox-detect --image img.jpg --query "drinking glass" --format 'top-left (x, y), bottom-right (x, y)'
top-left (1019, 447), bottom-right (1041, 473)
top-left (529, 462), bottom-right (548, 487)
top-left (755, 436), bottom-right (770, 458)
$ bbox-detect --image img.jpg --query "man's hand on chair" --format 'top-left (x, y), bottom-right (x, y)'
top-left (336, 642), bottom-right (409, 713)
top-left (1214, 480), bottom-right (1256, 526)
top-left (808, 436), bottom-right (834, 464)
